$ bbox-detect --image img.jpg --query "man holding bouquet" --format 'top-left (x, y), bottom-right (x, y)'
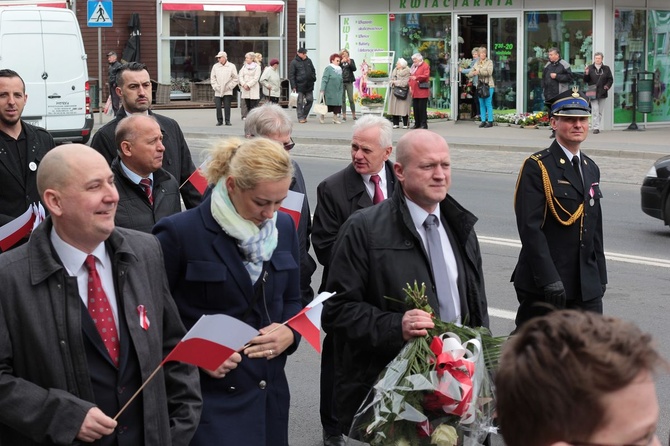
top-left (322, 130), bottom-right (489, 436)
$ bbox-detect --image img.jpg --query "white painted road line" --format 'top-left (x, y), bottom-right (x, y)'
top-left (489, 307), bottom-right (516, 320)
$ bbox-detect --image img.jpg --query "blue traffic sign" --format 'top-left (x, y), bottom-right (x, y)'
top-left (87, 0), bottom-right (113, 28)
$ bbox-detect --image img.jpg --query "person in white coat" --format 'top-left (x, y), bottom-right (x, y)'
top-left (239, 52), bottom-right (261, 116)
top-left (211, 51), bottom-right (238, 126)
top-left (260, 59), bottom-right (281, 104)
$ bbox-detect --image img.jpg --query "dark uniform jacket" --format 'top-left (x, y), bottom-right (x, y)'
top-left (322, 185), bottom-right (489, 432)
top-left (312, 160), bottom-right (396, 289)
top-left (542, 59), bottom-right (573, 100)
top-left (288, 55), bottom-right (316, 93)
top-left (153, 198), bottom-right (302, 446)
top-left (111, 158), bottom-right (181, 233)
top-left (90, 107), bottom-right (202, 209)
top-left (0, 122), bottom-right (55, 228)
top-left (0, 218), bottom-right (202, 445)
top-left (512, 141), bottom-right (607, 301)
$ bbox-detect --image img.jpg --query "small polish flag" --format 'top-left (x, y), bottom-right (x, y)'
top-left (286, 292), bottom-right (335, 353)
top-left (279, 190), bottom-right (304, 229)
top-left (137, 305), bottom-right (150, 331)
top-left (0, 203), bottom-right (42, 252)
top-left (163, 314), bottom-right (258, 370)
top-left (181, 159), bottom-right (209, 195)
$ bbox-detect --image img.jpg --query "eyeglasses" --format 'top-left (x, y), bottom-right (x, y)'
top-left (282, 138), bottom-right (295, 151)
top-left (571, 432), bottom-right (658, 446)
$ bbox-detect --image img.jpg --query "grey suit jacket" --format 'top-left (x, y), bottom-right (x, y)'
top-left (0, 218), bottom-right (202, 445)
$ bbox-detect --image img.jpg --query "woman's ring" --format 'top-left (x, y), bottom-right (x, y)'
top-left (269, 349), bottom-right (274, 356)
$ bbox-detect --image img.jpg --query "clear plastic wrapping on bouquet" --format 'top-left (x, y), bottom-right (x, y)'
top-left (347, 330), bottom-right (496, 446)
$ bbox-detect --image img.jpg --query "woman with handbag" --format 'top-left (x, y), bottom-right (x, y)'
top-left (319, 53), bottom-right (344, 124)
top-left (340, 49), bottom-right (357, 121)
top-left (389, 57), bottom-right (412, 128)
top-left (467, 46), bottom-right (495, 128)
top-left (583, 52), bottom-right (613, 134)
top-left (408, 53), bottom-right (431, 129)
top-left (260, 58), bottom-right (281, 104)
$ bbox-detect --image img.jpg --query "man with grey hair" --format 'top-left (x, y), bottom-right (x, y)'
top-left (112, 114), bottom-right (181, 233)
top-left (244, 103), bottom-right (316, 306)
top-left (312, 114), bottom-right (396, 446)
top-left (322, 129), bottom-right (488, 436)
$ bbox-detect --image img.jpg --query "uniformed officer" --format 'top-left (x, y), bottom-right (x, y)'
top-left (511, 87), bottom-right (607, 329)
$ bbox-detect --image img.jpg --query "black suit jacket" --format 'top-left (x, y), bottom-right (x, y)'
top-left (512, 141), bottom-right (607, 301)
top-left (312, 160), bottom-right (396, 288)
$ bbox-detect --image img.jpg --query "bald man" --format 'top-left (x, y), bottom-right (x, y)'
top-left (0, 144), bottom-right (203, 445)
top-left (322, 130), bottom-right (489, 434)
top-left (113, 115), bottom-right (181, 233)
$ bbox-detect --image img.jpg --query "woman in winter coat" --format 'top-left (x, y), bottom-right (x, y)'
top-left (239, 52), bottom-right (261, 114)
top-left (389, 57), bottom-right (412, 128)
top-left (340, 49), bottom-right (357, 121)
top-left (260, 58), bottom-right (281, 103)
top-left (583, 52), bottom-right (614, 134)
top-left (319, 53), bottom-right (344, 124)
top-left (467, 46), bottom-right (495, 128)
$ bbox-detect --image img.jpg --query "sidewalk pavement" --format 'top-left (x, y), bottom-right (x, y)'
top-left (91, 107), bottom-right (669, 161)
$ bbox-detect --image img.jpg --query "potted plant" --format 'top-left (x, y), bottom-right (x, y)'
top-left (360, 92), bottom-right (384, 107)
top-left (367, 70), bottom-right (389, 82)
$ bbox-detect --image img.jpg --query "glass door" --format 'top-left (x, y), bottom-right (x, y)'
top-left (452, 14), bottom-right (487, 121)
top-left (489, 13), bottom-right (521, 115)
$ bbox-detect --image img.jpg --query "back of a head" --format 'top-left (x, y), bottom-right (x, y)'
top-left (244, 103), bottom-right (292, 138)
top-left (495, 310), bottom-right (661, 446)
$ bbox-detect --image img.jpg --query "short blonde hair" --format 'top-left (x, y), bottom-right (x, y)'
top-left (205, 137), bottom-right (293, 190)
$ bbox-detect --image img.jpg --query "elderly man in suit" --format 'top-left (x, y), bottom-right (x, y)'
top-left (112, 114), bottom-right (181, 233)
top-left (0, 144), bottom-right (202, 445)
top-left (312, 114), bottom-right (396, 446)
top-left (90, 62), bottom-right (202, 209)
top-left (322, 130), bottom-right (489, 436)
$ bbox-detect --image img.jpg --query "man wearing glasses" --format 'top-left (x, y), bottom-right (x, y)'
top-left (496, 310), bottom-right (663, 446)
top-left (244, 103), bottom-right (316, 308)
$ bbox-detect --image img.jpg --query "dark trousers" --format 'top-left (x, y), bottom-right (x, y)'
top-left (412, 97), bottom-right (428, 128)
top-left (320, 334), bottom-right (340, 436)
top-left (297, 90), bottom-right (314, 120)
top-left (245, 98), bottom-right (259, 114)
top-left (392, 115), bottom-right (409, 126)
top-left (269, 96), bottom-right (279, 103)
top-left (215, 95), bottom-right (233, 124)
top-left (109, 82), bottom-right (120, 113)
top-left (514, 287), bottom-right (604, 331)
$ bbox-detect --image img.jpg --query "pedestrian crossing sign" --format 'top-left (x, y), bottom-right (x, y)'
top-left (87, 0), bottom-right (113, 28)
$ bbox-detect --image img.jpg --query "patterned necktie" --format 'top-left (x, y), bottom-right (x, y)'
top-left (423, 215), bottom-right (457, 323)
top-left (85, 255), bottom-right (119, 366)
top-left (370, 174), bottom-right (384, 205)
top-left (139, 178), bottom-right (153, 205)
top-left (571, 155), bottom-right (583, 186)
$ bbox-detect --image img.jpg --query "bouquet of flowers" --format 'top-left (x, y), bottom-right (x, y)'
top-left (348, 282), bottom-right (504, 446)
top-left (360, 92), bottom-right (384, 105)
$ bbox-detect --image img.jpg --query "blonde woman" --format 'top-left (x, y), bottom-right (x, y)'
top-left (239, 51), bottom-right (262, 114)
top-left (154, 136), bottom-right (301, 446)
top-left (340, 49), bottom-right (357, 121)
top-left (467, 46), bottom-right (495, 128)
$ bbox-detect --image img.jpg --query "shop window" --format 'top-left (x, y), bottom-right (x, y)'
top-left (646, 10), bottom-right (670, 123)
top-left (613, 9), bottom-right (646, 124)
top-left (223, 12), bottom-right (279, 37)
top-left (168, 11), bottom-right (219, 37)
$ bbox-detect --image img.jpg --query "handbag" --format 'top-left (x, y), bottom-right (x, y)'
top-left (477, 82), bottom-right (490, 99)
top-left (313, 94), bottom-right (328, 115)
top-left (585, 84), bottom-right (597, 99)
top-left (419, 81), bottom-right (430, 89)
top-left (393, 86), bottom-right (409, 99)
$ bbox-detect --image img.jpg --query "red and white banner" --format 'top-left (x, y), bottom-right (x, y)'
top-left (286, 292), bottom-right (335, 353)
top-left (163, 314), bottom-right (258, 370)
top-left (279, 190), bottom-right (304, 229)
top-left (162, 1), bottom-right (283, 13)
top-left (182, 159), bottom-right (209, 196)
top-left (0, 203), bottom-right (45, 252)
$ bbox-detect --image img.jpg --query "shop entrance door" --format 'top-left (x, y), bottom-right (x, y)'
top-left (452, 13), bottom-right (521, 121)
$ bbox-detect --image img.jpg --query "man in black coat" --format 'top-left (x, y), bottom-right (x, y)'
top-left (107, 51), bottom-right (123, 114)
top-left (312, 115), bottom-right (396, 446)
top-left (288, 48), bottom-right (317, 123)
top-left (512, 88), bottom-right (607, 329)
top-left (0, 69), bottom-right (56, 252)
top-left (112, 115), bottom-right (181, 233)
top-left (90, 62), bottom-right (202, 209)
top-left (542, 47), bottom-right (573, 138)
top-left (322, 129), bottom-right (488, 436)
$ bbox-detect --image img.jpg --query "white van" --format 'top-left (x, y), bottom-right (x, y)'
top-left (0, 7), bottom-right (94, 143)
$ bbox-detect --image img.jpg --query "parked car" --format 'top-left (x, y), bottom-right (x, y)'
top-left (641, 155), bottom-right (670, 225)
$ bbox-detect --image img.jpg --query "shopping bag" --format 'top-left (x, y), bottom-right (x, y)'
top-left (103, 95), bottom-right (114, 116)
top-left (288, 92), bottom-right (299, 108)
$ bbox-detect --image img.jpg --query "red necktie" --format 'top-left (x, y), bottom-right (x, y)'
top-left (370, 174), bottom-right (384, 205)
top-left (85, 255), bottom-right (119, 366)
top-left (139, 178), bottom-right (153, 205)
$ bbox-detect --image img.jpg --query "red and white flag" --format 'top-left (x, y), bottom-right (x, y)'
top-left (181, 159), bottom-right (209, 195)
top-left (279, 190), bottom-right (304, 229)
top-left (286, 292), bottom-right (335, 353)
top-left (163, 314), bottom-right (258, 370)
top-left (0, 203), bottom-right (45, 252)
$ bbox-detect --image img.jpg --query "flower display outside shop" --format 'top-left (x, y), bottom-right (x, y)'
top-left (360, 92), bottom-right (384, 105)
top-left (368, 70), bottom-right (389, 78)
top-left (496, 111), bottom-right (550, 127)
top-left (347, 282), bottom-right (504, 446)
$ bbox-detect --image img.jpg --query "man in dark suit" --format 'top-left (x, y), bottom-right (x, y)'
top-left (512, 88), bottom-right (607, 329)
top-left (0, 144), bottom-right (202, 445)
top-left (90, 62), bottom-right (202, 209)
top-left (312, 114), bottom-right (395, 446)
top-left (112, 114), bottom-right (181, 233)
top-left (0, 69), bottom-right (56, 251)
top-left (322, 129), bottom-right (489, 436)
top-left (244, 103), bottom-right (316, 306)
